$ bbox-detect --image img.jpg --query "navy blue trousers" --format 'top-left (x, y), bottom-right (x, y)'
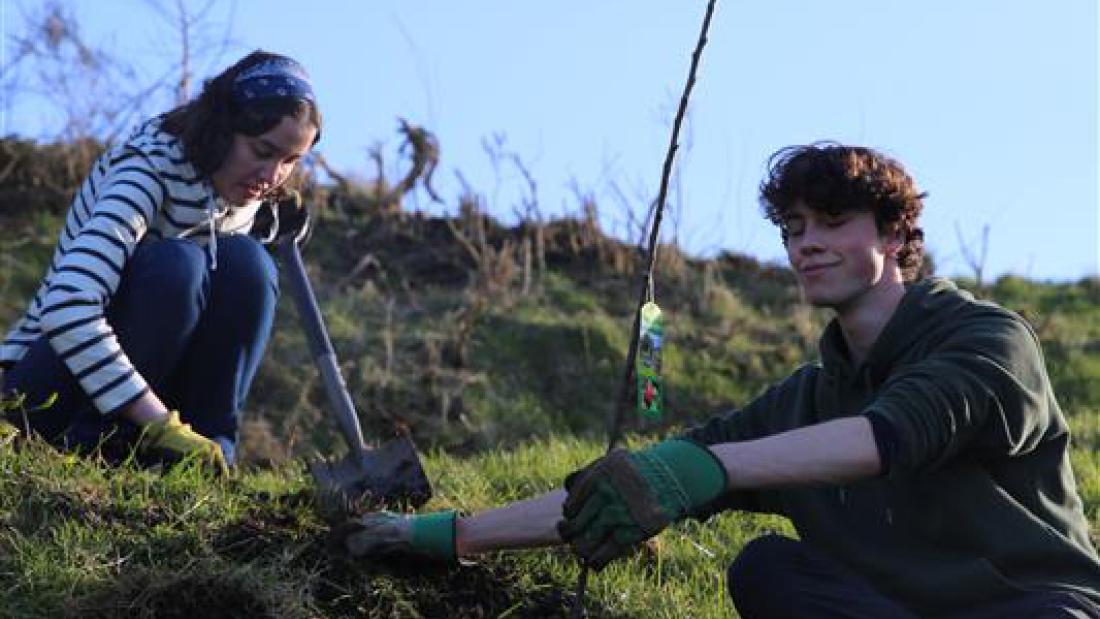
top-left (727, 535), bottom-right (1099, 619)
top-left (3, 236), bottom-right (278, 465)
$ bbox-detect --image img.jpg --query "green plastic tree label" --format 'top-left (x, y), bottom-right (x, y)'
top-left (636, 301), bottom-right (664, 420)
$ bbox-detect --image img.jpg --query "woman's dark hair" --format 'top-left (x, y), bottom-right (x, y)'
top-left (759, 142), bottom-right (927, 281)
top-left (160, 50), bottom-right (322, 179)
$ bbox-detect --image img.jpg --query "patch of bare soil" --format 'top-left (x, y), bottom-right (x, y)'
top-left (206, 498), bottom-right (626, 618)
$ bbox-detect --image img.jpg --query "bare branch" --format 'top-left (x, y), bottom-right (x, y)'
top-left (4, 2), bottom-right (150, 141)
top-left (390, 118), bottom-right (442, 203)
top-left (955, 222), bottom-right (991, 288)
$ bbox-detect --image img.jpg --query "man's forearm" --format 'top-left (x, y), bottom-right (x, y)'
top-left (709, 416), bottom-right (882, 490)
top-left (451, 417), bottom-right (880, 557)
top-left (455, 489), bottom-right (566, 556)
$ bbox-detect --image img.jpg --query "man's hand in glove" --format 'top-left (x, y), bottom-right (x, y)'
top-left (137, 410), bottom-right (228, 475)
top-left (557, 439), bottom-right (727, 570)
top-left (334, 510), bottom-right (457, 563)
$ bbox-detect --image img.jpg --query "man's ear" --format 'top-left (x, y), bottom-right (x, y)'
top-left (883, 227), bottom-right (904, 259)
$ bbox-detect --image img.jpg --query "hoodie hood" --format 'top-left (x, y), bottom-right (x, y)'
top-left (818, 278), bottom-right (977, 388)
top-left (124, 117), bottom-right (262, 269)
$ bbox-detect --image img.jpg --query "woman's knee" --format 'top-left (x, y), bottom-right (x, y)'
top-left (107, 239), bottom-right (210, 334)
top-left (213, 235), bottom-right (278, 300)
top-left (127, 238), bottom-right (208, 300)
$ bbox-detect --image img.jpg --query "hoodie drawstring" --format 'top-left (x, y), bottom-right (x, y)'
top-left (207, 199), bottom-right (219, 271)
top-left (202, 180), bottom-right (228, 271)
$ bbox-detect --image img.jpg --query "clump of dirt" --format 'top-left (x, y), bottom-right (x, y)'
top-left (210, 503), bottom-right (627, 618)
top-left (213, 515), bottom-right (313, 564)
top-left (210, 489), bottom-right (324, 564)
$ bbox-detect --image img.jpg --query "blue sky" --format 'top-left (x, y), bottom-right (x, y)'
top-left (3, 0), bottom-right (1098, 281)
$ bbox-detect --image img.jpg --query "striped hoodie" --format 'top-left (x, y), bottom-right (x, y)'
top-left (1, 117), bottom-right (265, 415)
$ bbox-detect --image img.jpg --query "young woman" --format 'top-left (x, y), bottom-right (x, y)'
top-left (0, 50), bottom-right (321, 472)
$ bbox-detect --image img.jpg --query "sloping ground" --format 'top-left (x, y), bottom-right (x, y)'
top-left (0, 137), bottom-right (809, 461)
top-left (0, 138), bottom-right (1096, 617)
top-left (0, 434), bottom-right (792, 618)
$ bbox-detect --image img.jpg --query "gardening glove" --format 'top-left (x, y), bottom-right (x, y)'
top-left (558, 439), bottom-right (726, 570)
top-left (0, 419), bottom-right (19, 446)
top-left (136, 410), bottom-right (229, 475)
top-left (335, 510), bottom-right (457, 563)
top-left (253, 189), bottom-right (312, 247)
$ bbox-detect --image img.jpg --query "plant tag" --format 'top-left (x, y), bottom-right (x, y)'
top-left (636, 301), bottom-right (664, 420)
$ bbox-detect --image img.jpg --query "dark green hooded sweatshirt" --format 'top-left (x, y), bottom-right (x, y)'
top-left (685, 278), bottom-right (1099, 616)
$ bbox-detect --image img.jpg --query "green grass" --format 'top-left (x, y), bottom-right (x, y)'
top-left (0, 439), bottom-right (322, 618)
top-left (1068, 409), bottom-right (1100, 545)
top-left (0, 433), bottom-right (797, 618)
top-left (2, 422), bottom-right (1092, 618)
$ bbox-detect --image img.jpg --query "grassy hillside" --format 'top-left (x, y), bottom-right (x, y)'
top-left (0, 138), bottom-right (1096, 617)
top-left (0, 433), bottom-right (803, 618)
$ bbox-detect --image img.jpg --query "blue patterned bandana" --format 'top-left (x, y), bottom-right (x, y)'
top-left (232, 57), bottom-right (315, 105)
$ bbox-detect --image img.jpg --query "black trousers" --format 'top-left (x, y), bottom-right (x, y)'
top-left (727, 535), bottom-right (1099, 619)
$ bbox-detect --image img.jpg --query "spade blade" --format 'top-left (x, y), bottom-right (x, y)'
top-left (310, 435), bottom-right (432, 517)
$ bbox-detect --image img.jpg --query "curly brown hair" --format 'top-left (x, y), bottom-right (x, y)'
top-left (160, 50), bottom-right (322, 186)
top-left (759, 143), bottom-right (927, 281)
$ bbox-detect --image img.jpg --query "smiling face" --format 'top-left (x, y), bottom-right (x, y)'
top-left (784, 201), bottom-right (904, 311)
top-left (210, 113), bottom-right (317, 205)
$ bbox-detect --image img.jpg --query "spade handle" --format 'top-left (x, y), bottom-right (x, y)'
top-left (277, 237), bottom-right (370, 460)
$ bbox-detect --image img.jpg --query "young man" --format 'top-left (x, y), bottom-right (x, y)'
top-left (337, 144), bottom-right (1100, 618)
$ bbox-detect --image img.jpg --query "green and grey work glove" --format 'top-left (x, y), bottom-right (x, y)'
top-left (136, 410), bottom-right (228, 475)
top-left (335, 510), bottom-right (457, 563)
top-left (557, 439), bottom-right (727, 570)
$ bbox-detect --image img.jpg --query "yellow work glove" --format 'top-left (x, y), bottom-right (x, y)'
top-left (0, 419), bottom-right (20, 446)
top-left (137, 411), bottom-right (228, 475)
